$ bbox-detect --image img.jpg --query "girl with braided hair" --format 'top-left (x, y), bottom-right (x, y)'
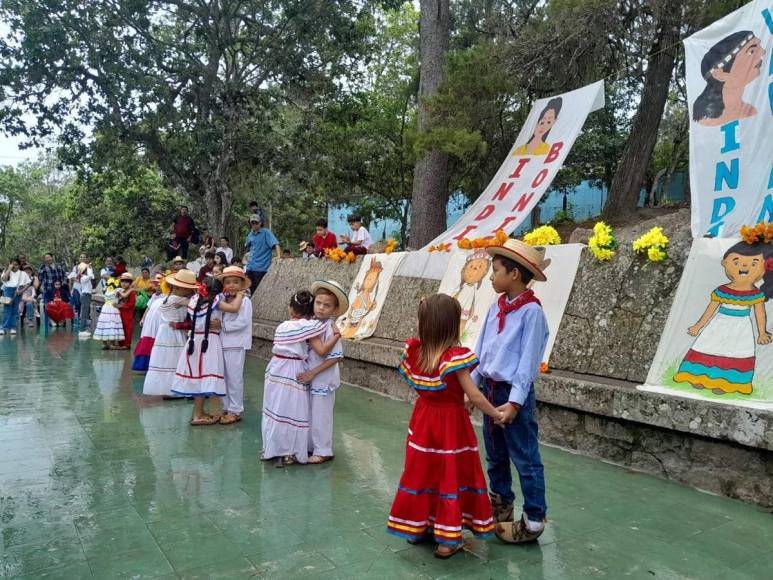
top-left (170, 276), bottom-right (246, 425)
top-left (261, 289), bottom-right (342, 466)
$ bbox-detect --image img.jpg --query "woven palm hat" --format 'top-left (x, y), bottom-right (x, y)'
top-left (311, 279), bottom-right (350, 317)
top-left (486, 238), bottom-right (547, 282)
top-left (77, 262), bottom-right (89, 274)
top-left (216, 266), bottom-right (251, 291)
top-left (119, 272), bottom-right (134, 282)
top-left (171, 255), bottom-right (186, 264)
top-left (165, 269), bottom-right (199, 289)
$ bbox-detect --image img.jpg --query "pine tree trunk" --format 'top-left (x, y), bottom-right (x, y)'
top-left (409, 0), bottom-right (450, 248)
top-left (602, 0), bottom-right (682, 221)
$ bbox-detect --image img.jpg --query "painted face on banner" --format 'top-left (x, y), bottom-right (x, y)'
top-left (534, 109), bottom-right (557, 140)
top-left (715, 36), bottom-right (766, 89)
top-left (722, 251), bottom-right (766, 285)
top-left (462, 257), bottom-right (490, 286)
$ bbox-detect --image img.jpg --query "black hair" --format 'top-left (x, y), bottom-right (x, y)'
top-left (492, 254), bottom-right (534, 285)
top-left (347, 214), bottom-right (362, 224)
top-left (187, 277), bottom-right (224, 355)
top-left (220, 236), bottom-right (230, 243)
top-left (723, 241), bottom-right (773, 299)
top-left (205, 250), bottom-right (216, 259)
top-left (215, 251), bottom-right (229, 266)
top-left (116, 256), bottom-right (125, 263)
top-left (44, 253), bottom-right (53, 259)
top-left (10, 258), bottom-right (20, 267)
top-left (141, 267), bottom-right (150, 273)
top-left (249, 201), bottom-right (258, 208)
top-left (316, 219), bottom-right (328, 229)
top-left (528, 97), bottom-right (562, 144)
top-left (693, 31), bottom-right (754, 122)
top-left (181, 205), bottom-right (188, 211)
top-left (290, 290), bottom-right (315, 318)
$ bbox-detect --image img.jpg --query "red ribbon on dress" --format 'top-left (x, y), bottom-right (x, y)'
top-left (496, 289), bottom-right (541, 334)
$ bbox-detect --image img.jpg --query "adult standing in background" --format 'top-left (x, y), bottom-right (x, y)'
top-left (244, 214), bottom-right (280, 293)
top-left (74, 260), bottom-right (94, 338)
top-left (38, 253), bottom-right (66, 328)
top-left (98, 256), bottom-right (115, 294)
top-left (171, 205), bottom-right (196, 259)
top-left (218, 237), bottom-right (234, 264)
top-left (68, 252), bottom-right (90, 320)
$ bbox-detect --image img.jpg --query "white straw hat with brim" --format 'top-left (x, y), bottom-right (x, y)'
top-left (216, 266), bottom-right (251, 291)
top-left (165, 269), bottom-right (199, 289)
top-left (298, 241), bottom-right (309, 251)
top-left (171, 255), bottom-right (186, 264)
top-left (311, 279), bottom-right (350, 317)
top-left (77, 262), bottom-right (89, 274)
top-left (120, 272), bottom-right (134, 282)
top-left (486, 239), bottom-right (548, 282)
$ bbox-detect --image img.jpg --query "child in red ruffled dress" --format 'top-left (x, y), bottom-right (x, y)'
top-left (45, 280), bottom-right (75, 327)
top-left (387, 293), bottom-right (505, 559)
top-left (115, 273), bottom-right (136, 350)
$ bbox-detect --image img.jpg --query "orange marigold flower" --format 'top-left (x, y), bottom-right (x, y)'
top-left (458, 238), bottom-right (472, 250)
top-left (540, 362), bottom-right (550, 374)
top-left (495, 229), bottom-right (509, 244)
top-left (345, 252), bottom-right (356, 263)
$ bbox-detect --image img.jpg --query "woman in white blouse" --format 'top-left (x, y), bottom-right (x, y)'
top-left (1, 258), bottom-right (31, 335)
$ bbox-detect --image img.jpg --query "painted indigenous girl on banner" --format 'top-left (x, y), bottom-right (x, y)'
top-left (674, 240), bottom-right (772, 395)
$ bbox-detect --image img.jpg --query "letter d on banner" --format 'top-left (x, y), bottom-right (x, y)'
top-left (707, 197), bottom-right (736, 237)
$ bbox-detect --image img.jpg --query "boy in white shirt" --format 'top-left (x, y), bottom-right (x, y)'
top-left (341, 215), bottom-right (372, 256)
top-left (216, 266), bottom-right (253, 424)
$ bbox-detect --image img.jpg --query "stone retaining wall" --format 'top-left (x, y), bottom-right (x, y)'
top-left (249, 211), bottom-right (773, 507)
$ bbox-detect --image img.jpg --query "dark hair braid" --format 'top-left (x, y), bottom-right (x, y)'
top-left (290, 290), bottom-right (315, 318)
top-left (187, 296), bottom-right (201, 355)
top-left (202, 299), bottom-right (213, 353)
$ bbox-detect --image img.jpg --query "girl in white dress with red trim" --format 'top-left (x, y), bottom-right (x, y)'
top-left (143, 270), bottom-right (198, 397)
top-left (170, 276), bottom-right (245, 425)
top-left (261, 290), bottom-right (341, 466)
top-left (93, 277), bottom-right (124, 349)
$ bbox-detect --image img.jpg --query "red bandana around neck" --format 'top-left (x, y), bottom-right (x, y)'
top-left (496, 289), bottom-right (541, 333)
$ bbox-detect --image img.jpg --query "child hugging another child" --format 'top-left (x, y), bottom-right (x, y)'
top-left (216, 266), bottom-right (253, 425)
top-left (170, 275), bottom-right (245, 425)
top-left (387, 294), bottom-right (503, 559)
top-left (298, 280), bottom-right (349, 464)
top-left (143, 270), bottom-right (198, 397)
top-left (472, 239), bottom-right (550, 544)
top-left (261, 290), bottom-right (341, 467)
top-left (93, 277), bottom-right (125, 349)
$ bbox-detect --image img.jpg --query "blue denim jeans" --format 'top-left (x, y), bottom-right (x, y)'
top-left (71, 289), bottom-right (81, 318)
top-left (24, 300), bottom-right (35, 321)
top-left (2, 287), bottom-right (21, 330)
top-left (482, 381), bottom-right (547, 521)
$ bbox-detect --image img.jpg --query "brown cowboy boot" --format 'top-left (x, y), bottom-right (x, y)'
top-left (495, 514), bottom-right (546, 544)
top-left (489, 492), bottom-right (514, 523)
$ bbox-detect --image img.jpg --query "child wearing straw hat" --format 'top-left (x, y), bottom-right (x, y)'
top-left (471, 238), bottom-right (550, 545)
top-left (298, 280), bottom-right (349, 464)
top-left (143, 270), bottom-right (198, 397)
top-left (216, 266), bottom-right (253, 424)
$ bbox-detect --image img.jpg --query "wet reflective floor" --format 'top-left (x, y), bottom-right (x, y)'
top-left (0, 329), bottom-right (771, 579)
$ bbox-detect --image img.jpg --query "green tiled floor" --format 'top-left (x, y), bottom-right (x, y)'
top-left (1, 330), bottom-right (771, 578)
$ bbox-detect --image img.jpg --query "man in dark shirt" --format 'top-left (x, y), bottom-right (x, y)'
top-left (38, 253), bottom-right (66, 327)
top-left (171, 206), bottom-right (196, 259)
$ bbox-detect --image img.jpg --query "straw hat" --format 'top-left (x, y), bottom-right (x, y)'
top-left (298, 241), bottom-right (309, 252)
top-left (171, 255), bottom-right (186, 264)
top-left (165, 269), bottom-right (199, 289)
top-left (486, 239), bottom-right (547, 282)
top-left (120, 272), bottom-right (134, 282)
top-left (311, 279), bottom-right (350, 317)
top-left (216, 266), bottom-right (251, 291)
top-left (77, 262), bottom-right (89, 274)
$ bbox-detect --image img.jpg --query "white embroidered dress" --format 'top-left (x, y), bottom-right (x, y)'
top-left (261, 318), bottom-right (326, 463)
top-left (143, 295), bottom-right (190, 396)
top-left (171, 294), bottom-right (225, 397)
top-left (93, 289), bottom-right (125, 342)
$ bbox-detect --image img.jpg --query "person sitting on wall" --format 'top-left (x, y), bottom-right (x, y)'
top-left (300, 219), bottom-right (339, 259)
top-left (340, 215), bottom-right (372, 256)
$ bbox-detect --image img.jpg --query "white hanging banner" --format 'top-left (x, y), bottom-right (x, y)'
top-left (685, 0), bottom-right (773, 237)
top-left (424, 80), bottom-right (605, 249)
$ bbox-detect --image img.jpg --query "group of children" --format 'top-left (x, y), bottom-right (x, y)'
top-left (131, 267), bottom-right (253, 425)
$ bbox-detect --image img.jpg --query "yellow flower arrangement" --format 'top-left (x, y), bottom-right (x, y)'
top-left (523, 225), bottom-right (561, 247)
top-left (588, 221), bottom-right (616, 261)
top-left (324, 247), bottom-right (347, 263)
top-left (345, 251), bottom-right (357, 263)
top-left (632, 226), bottom-right (669, 263)
top-left (456, 230), bottom-right (509, 250)
top-left (740, 222), bottom-right (773, 244)
top-left (384, 239), bottom-right (399, 254)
